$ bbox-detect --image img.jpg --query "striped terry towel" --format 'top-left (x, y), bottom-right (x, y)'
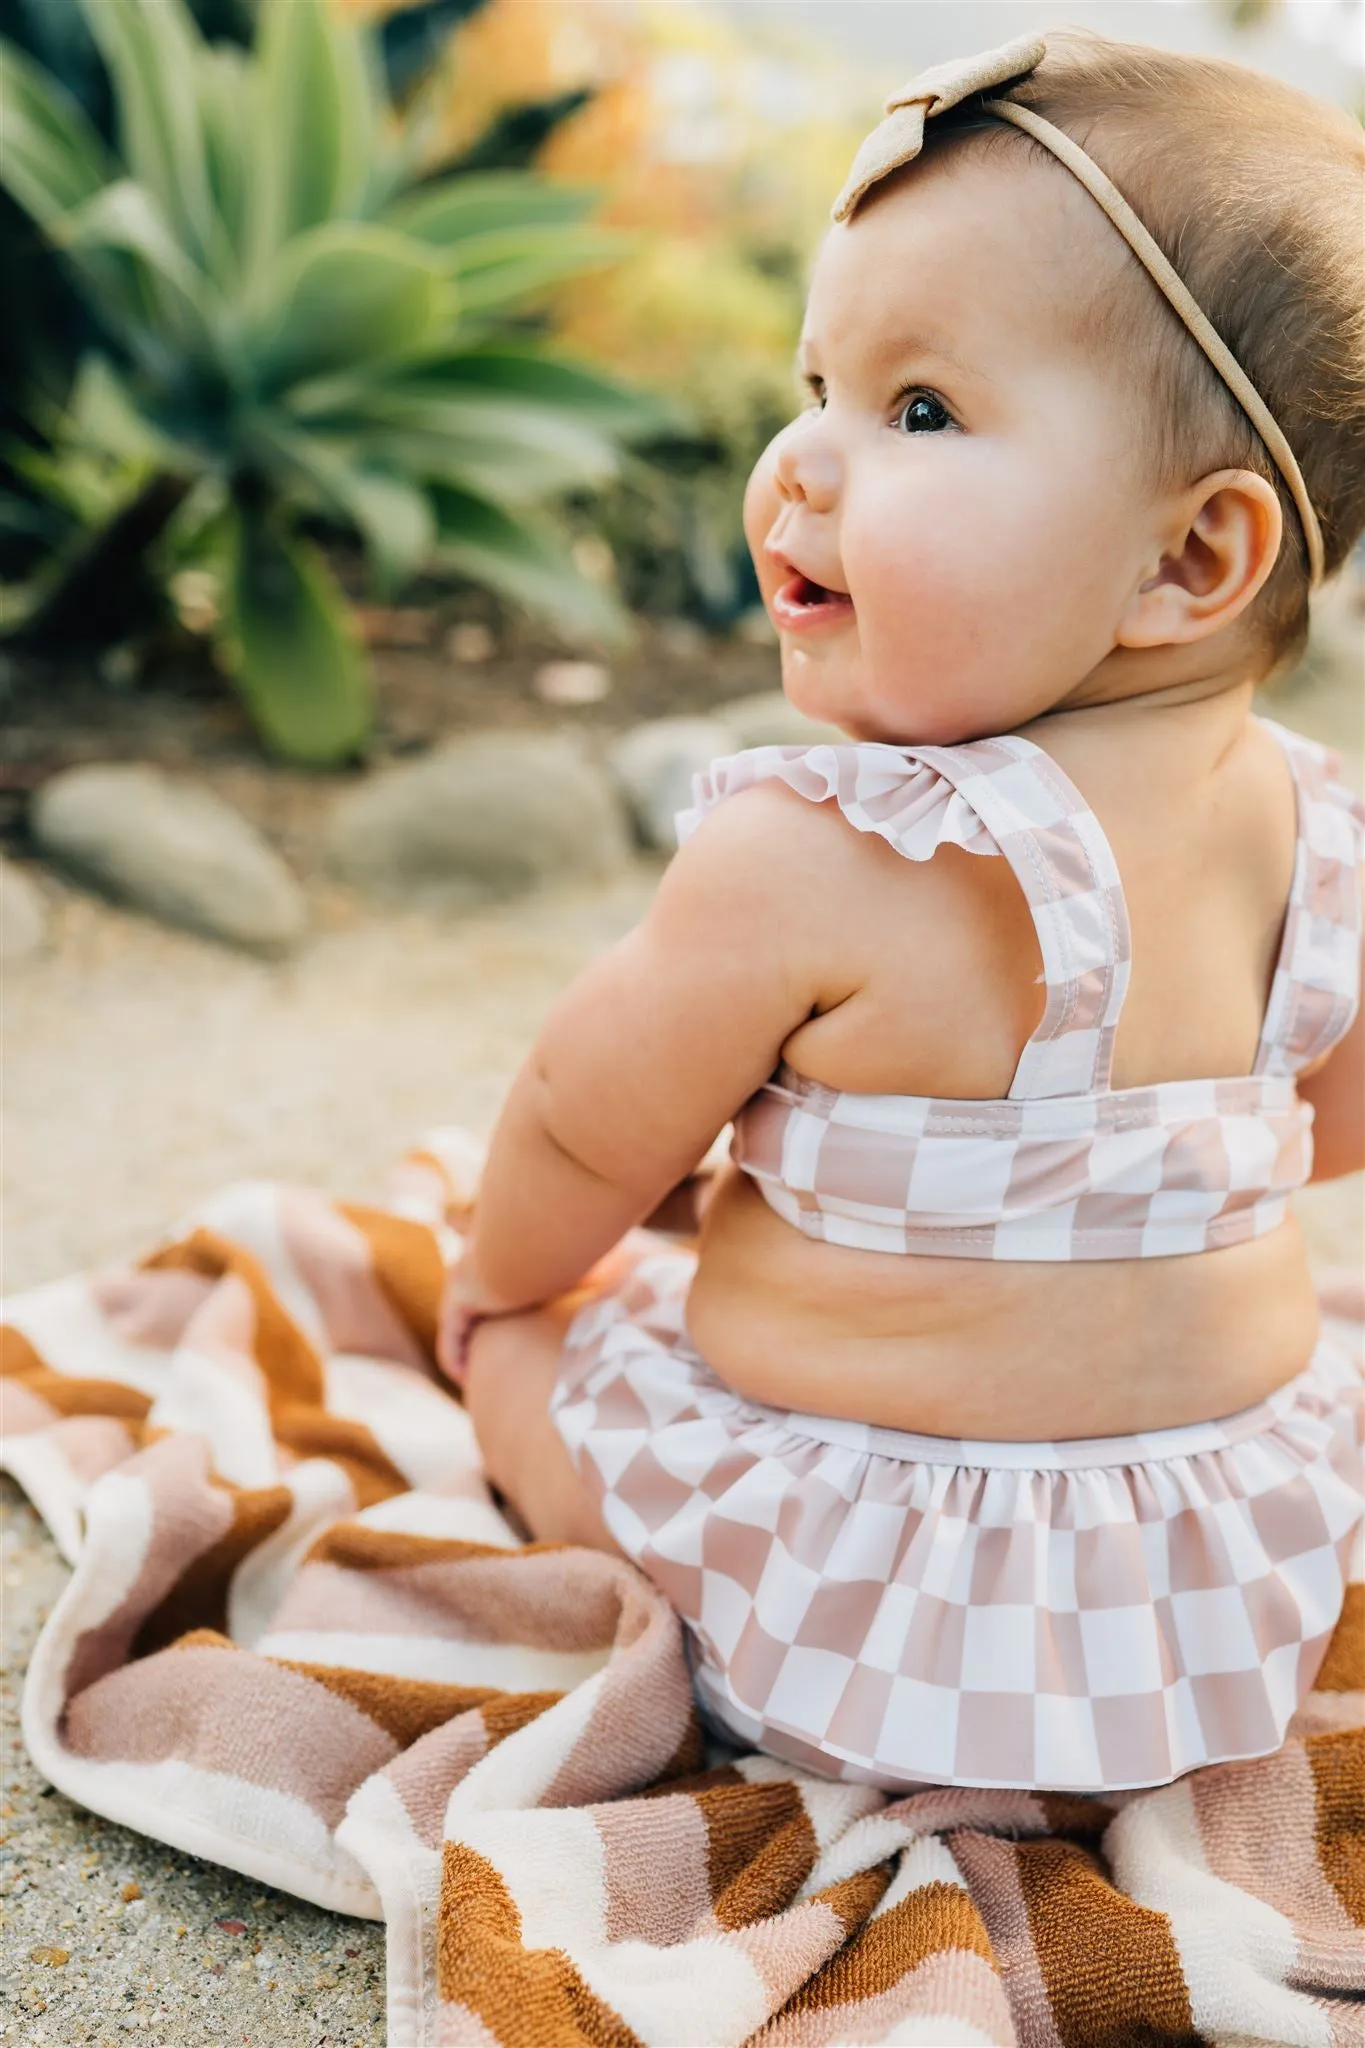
top-left (3, 1129), bottom-right (1362, 2046)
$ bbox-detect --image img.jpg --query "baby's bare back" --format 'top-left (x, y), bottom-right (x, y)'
top-left (686, 703), bottom-right (1323, 1437)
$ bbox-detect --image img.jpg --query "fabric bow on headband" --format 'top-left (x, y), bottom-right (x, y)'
top-left (831, 33), bottom-right (1046, 224)
top-left (827, 33), bottom-right (1326, 586)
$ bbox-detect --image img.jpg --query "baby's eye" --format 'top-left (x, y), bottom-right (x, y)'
top-left (895, 390), bottom-right (954, 435)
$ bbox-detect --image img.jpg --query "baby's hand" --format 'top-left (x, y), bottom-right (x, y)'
top-left (436, 1251), bottom-right (522, 1389)
top-left (435, 1227), bottom-right (667, 1391)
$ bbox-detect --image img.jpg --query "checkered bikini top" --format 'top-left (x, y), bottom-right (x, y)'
top-left (679, 717), bottom-right (1364, 1260)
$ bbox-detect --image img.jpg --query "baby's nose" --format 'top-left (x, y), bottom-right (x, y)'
top-left (773, 417), bottom-right (842, 512)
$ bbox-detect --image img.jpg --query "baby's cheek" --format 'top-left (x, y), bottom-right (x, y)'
top-left (852, 521), bottom-right (1028, 735)
top-left (855, 508), bottom-right (977, 653)
top-left (743, 440), bottom-right (785, 575)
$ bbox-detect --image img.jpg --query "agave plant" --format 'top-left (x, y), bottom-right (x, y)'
top-left (0, 0), bottom-right (674, 761)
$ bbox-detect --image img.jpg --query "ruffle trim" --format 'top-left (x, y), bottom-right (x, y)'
top-left (675, 743), bottom-right (1002, 862)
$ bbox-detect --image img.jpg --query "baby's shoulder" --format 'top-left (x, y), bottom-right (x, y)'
top-left (664, 743), bottom-right (1019, 981)
top-left (669, 763), bottom-right (874, 905)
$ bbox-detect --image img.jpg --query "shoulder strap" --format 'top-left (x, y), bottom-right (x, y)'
top-left (1253, 719), bottom-right (1365, 1077)
top-left (678, 741), bottom-right (1002, 860)
top-left (909, 736), bottom-right (1133, 1099)
top-left (683, 732), bottom-right (1133, 1101)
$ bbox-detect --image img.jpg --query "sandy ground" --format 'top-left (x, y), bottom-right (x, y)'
top-left (2, 872), bottom-right (658, 2048)
top-left (3, 663), bottom-right (1362, 2044)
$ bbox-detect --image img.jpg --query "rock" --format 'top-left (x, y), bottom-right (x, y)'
top-left (31, 765), bottom-right (308, 955)
top-left (656, 616), bottom-right (709, 660)
top-left (445, 621), bottom-right (496, 663)
top-left (532, 659), bottom-right (611, 705)
top-left (0, 858), bottom-right (48, 962)
top-left (716, 689), bottom-right (846, 750)
top-left (732, 605), bottom-right (777, 646)
top-left (608, 717), bottom-right (736, 851)
top-left (326, 732), bottom-right (632, 907)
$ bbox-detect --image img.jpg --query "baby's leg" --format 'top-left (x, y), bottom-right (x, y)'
top-left (464, 1308), bottom-right (626, 1557)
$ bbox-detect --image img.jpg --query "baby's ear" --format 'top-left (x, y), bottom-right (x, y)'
top-left (1115, 469), bottom-right (1283, 649)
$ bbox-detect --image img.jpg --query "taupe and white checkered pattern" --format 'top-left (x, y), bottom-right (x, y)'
top-left (679, 721), bottom-right (1364, 1260)
top-left (551, 1246), bottom-right (1365, 1793)
top-left (1256, 718), bottom-right (1365, 1074)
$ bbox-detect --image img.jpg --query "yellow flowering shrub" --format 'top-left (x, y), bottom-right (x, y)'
top-left (428, 0), bottom-right (877, 619)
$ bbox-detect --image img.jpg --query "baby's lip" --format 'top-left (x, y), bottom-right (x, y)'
top-left (765, 543), bottom-right (849, 599)
top-left (770, 574), bottom-right (855, 634)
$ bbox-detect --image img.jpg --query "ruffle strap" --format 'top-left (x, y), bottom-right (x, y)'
top-left (676, 743), bottom-right (1003, 862)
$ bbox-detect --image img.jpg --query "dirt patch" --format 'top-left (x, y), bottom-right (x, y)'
top-left (0, 609), bottom-right (781, 873)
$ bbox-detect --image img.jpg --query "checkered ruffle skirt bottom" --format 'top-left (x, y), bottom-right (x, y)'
top-left (549, 1241), bottom-right (1364, 1793)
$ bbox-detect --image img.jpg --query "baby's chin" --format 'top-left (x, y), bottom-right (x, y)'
top-left (782, 656), bottom-right (1017, 748)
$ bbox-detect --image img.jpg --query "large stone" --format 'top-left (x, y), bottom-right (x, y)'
top-left (608, 716), bottom-right (736, 851)
top-left (326, 732), bottom-right (632, 906)
top-left (716, 689), bottom-right (846, 750)
top-left (31, 765), bottom-right (307, 955)
top-left (0, 858), bottom-right (48, 963)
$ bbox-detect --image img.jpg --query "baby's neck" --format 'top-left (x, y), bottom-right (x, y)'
top-left (1054, 631), bottom-right (1265, 724)
top-left (1020, 666), bottom-right (1260, 779)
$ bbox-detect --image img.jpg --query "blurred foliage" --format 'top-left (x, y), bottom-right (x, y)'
top-left (431, 0), bottom-right (873, 625)
top-left (1222, 0), bottom-right (1281, 26)
top-left (0, 0), bottom-right (676, 761)
top-left (0, 0), bottom-right (486, 466)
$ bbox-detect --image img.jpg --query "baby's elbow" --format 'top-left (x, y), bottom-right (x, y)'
top-left (527, 1054), bottom-right (636, 1195)
top-left (1297, 987), bottom-right (1364, 1183)
top-left (1301, 1066), bottom-right (1365, 1184)
top-left (1307, 1124), bottom-right (1365, 1183)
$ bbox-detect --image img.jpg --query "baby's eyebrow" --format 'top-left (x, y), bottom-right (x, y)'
top-left (797, 331), bottom-right (983, 383)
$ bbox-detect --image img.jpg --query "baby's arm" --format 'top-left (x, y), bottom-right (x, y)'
top-left (460, 786), bottom-right (836, 1316)
top-left (1297, 901), bottom-right (1365, 1182)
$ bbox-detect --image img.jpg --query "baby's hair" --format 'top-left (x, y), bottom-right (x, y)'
top-left (926, 30), bottom-right (1365, 669)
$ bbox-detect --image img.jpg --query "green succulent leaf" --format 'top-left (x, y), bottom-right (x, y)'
top-left (244, 223), bottom-right (454, 395)
top-left (442, 224), bottom-right (635, 316)
top-left (195, 43), bottom-right (257, 284)
top-left (0, 35), bottom-right (115, 234)
top-left (390, 346), bottom-right (679, 435)
top-left (303, 388), bottom-right (624, 502)
top-left (224, 504), bottom-right (370, 764)
top-left (67, 355), bottom-right (192, 470)
top-left (338, 470), bottom-right (437, 597)
top-left (253, 0), bottom-right (378, 256)
top-left (5, 438), bottom-right (145, 529)
top-left (250, 422), bottom-right (436, 596)
top-left (82, 0), bottom-right (216, 267)
top-left (64, 177), bottom-right (196, 281)
top-left (61, 178), bottom-right (220, 358)
top-left (428, 484), bottom-right (629, 646)
top-left (385, 170), bottom-right (598, 246)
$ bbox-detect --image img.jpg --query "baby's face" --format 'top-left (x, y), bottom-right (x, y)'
top-left (744, 143), bottom-right (1166, 743)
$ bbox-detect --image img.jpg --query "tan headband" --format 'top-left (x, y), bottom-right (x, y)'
top-left (831, 34), bottom-right (1325, 585)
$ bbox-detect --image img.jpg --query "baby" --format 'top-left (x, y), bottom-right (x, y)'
top-left (444, 30), bottom-right (1365, 1793)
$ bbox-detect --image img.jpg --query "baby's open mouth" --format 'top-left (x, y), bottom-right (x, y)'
top-left (771, 573), bottom-right (855, 632)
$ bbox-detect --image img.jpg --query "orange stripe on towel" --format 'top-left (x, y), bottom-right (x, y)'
top-left (1, 1325), bottom-right (152, 1424)
top-left (143, 1230), bottom-right (409, 1506)
top-left (1015, 1837), bottom-right (1199, 2045)
top-left (337, 1203), bottom-right (446, 1364)
top-left (438, 1843), bottom-right (645, 2048)
top-left (1315, 1584), bottom-right (1364, 1693)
